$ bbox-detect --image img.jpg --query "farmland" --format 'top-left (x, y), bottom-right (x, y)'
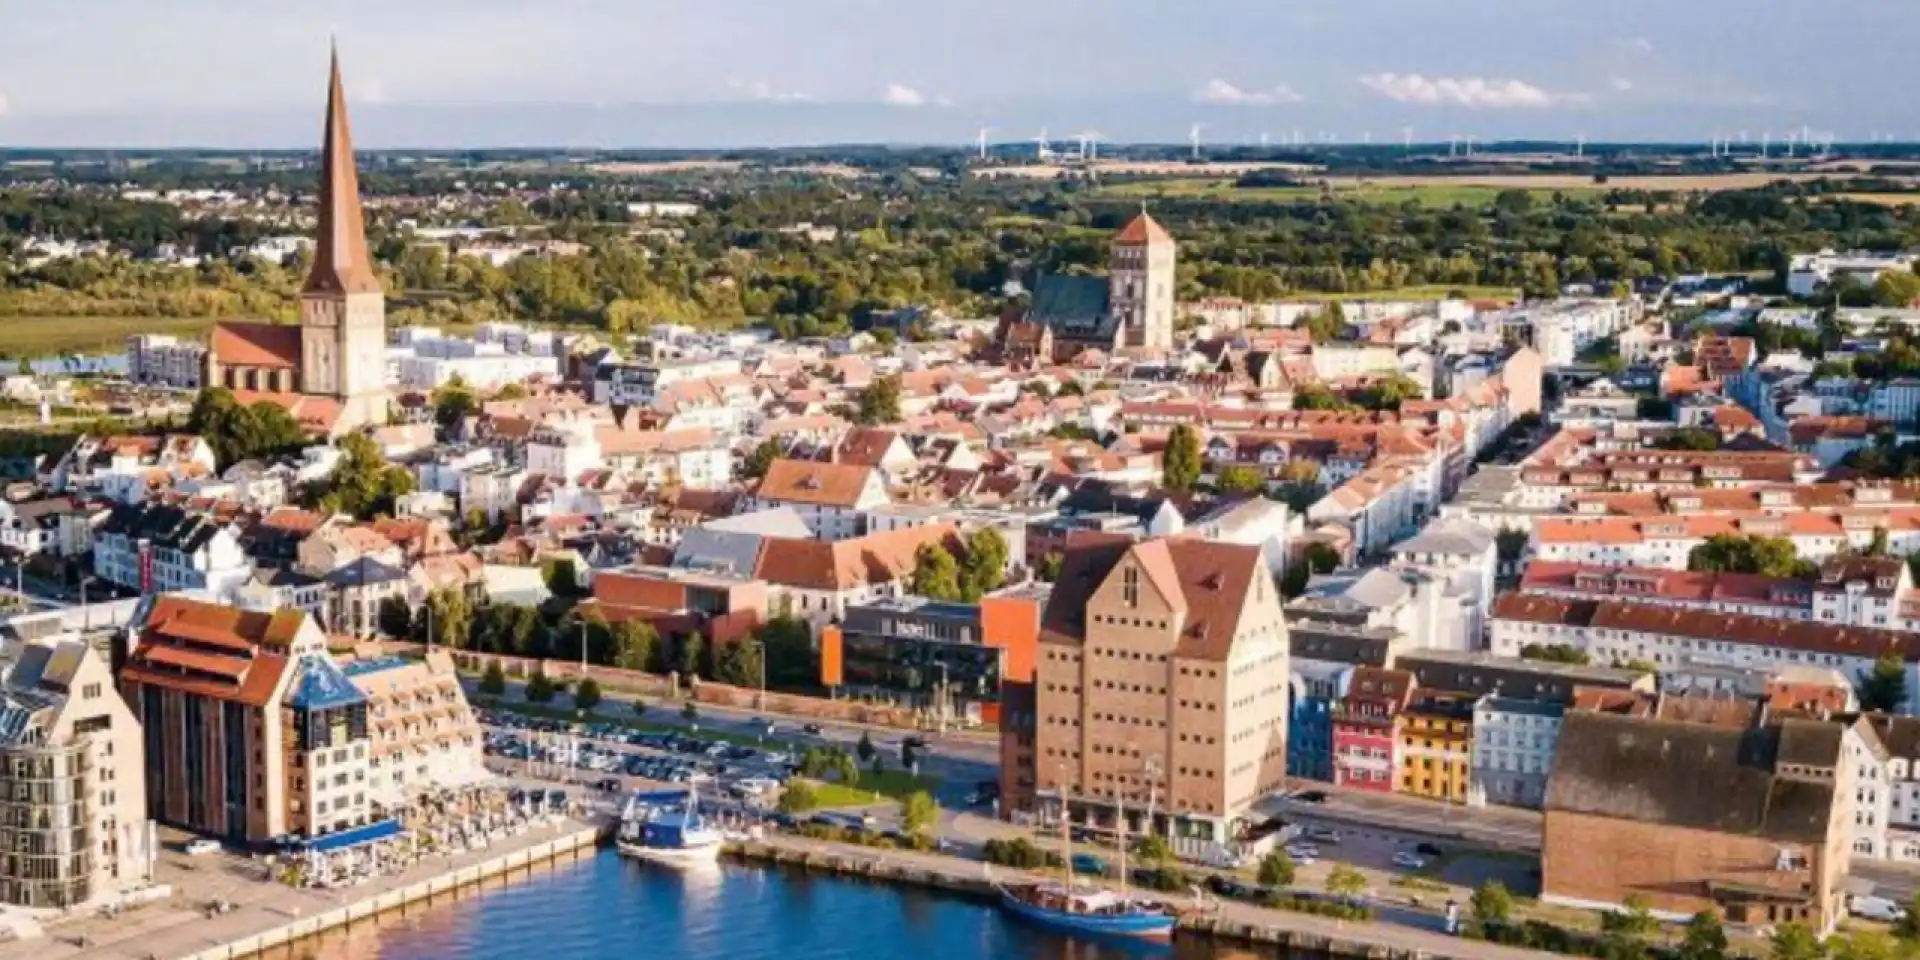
top-left (0, 315), bottom-right (214, 358)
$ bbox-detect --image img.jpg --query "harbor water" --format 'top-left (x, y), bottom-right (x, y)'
top-left (291, 849), bottom-right (1271, 959)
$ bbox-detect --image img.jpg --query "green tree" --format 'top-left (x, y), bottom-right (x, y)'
top-left (1896, 892), bottom-right (1920, 941)
top-left (610, 620), bottom-right (657, 672)
top-left (1522, 643), bottom-right (1593, 665)
top-left (901, 790), bottom-right (939, 835)
top-left (1830, 931), bottom-right (1895, 960)
top-left (1496, 528), bottom-right (1530, 570)
top-left (679, 632), bottom-right (706, 680)
top-left (1861, 654), bottom-right (1908, 712)
top-left (543, 559), bottom-right (584, 598)
top-left (419, 588), bottom-right (472, 649)
top-left (778, 780), bottom-right (820, 814)
top-left (910, 542), bottom-right (965, 601)
top-left (1867, 526), bottom-right (1892, 557)
top-left (525, 672), bottom-right (556, 703)
top-left (681, 701), bottom-right (699, 723)
top-left (1133, 833), bottom-right (1173, 867)
top-left (376, 594), bottom-right (413, 638)
top-left (1324, 863), bottom-right (1367, 900)
top-left (1299, 301), bottom-right (1346, 344)
top-left (1770, 922), bottom-right (1826, 960)
top-left (1354, 374), bottom-right (1426, 412)
top-left (755, 614), bottom-right (817, 690)
top-left (715, 638), bottom-right (765, 688)
top-left (856, 731), bottom-right (877, 763)
top-left (741, 438), bottom-right (782, 480)
top-left (1658, 427), bottom-right (1722, 451)
top-left (1162, 423), bottom-right (1202, 491)
top-left (1217, 464), bottom-right (1267, 495)
top-left (1874, 268), bottom-right (1920, 308)
top-left (856, 374), bottom-right (903, 425)
top-left (958, 527), bottom-right (1010, 601)
top-left (1678, 910), bottom-right (1728, 960)
top-left (431, 374), bottom-right (477, 433)
top-left (494, 382), bottom-right (529, 401)
top-left (478, 660), bottom-right (507, 697)
top-left (303, 433), bottom-right (415, 519)
top-left (1036, 553), bottom-right (1063, 583)
top-left (1256, 850), bottom-right (1295, 888)
top-left (834, 751), bottom-right (861, 789)
top-left (1688, 534), bottom-right (1818, 579)
top-left (1469, 880), bottom-right (1514, 929)
top-left (574, 677), bottom-right (602, 711)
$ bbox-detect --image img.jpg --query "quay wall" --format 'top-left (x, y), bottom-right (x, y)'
top-left (726, 840), bottom-right (1467, 960)
top-left (176, 825), bottom-right (603, 960)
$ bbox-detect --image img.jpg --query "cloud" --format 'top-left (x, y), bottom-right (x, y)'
top-left (1609, 77), bottom-right (1635, 92)
top-left (881, 83), bottom-right (927, 107)
top-left (726, 79), bottom-right (810, 103)
top-left (1358, 73), bottom-right (1558, 108)
top-left (1192, 79), bottom-right (1305, 106)
top-left (1630, 36), bottom-right (1656, 55)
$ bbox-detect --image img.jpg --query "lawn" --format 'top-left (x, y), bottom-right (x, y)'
top-left (802, 778), bottom-right (890, 809)
top-left (0, 315), bottom-right (216, 358)
top-left (1093, 178), bottom-right (1597, 208)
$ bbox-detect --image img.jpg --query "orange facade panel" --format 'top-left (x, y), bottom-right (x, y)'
top-left (979, 594), bottom-right (1040, 684)
top-left (820, 624), bottom-right (844, 687)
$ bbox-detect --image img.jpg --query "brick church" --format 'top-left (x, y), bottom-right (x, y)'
top-left (204, 45), bottom-right (390, 436)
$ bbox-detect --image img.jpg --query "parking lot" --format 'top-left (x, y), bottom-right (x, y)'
top-left (480, 710), bottom-right (812, 810)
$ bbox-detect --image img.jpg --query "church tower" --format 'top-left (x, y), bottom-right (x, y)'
top-left (1109, 210), bottom-right (1177, 351)
top-left (300, 43), bottom-right (388, 431)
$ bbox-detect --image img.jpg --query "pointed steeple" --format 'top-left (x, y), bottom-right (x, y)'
top-left (303, 41), bottom-right (381, 297)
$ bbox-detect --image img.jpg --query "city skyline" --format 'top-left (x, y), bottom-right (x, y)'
top-left (0, 0), bottom-right (1911, 148)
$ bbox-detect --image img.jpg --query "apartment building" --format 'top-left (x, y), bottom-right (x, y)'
top-left (1490, 593), bottom-right (1920, 710)
top-left (92, 502), bottom-right (253, 600)
top-left (1395, 693), bottom-right (1475, 803)
top-left (0, 640), bottom-right (149, 908)
top-left (1533, 509), bottom-right (1920, 572)
top-left (125, 334), bottom-right (207, 390)
top-left (119, 597), bottom-right (379, 844)
top-left (1519, 557), bottom-right (1920, 632)
top-left (1029, 535), bottom-right (1289, 850)
top-left (745, 459), bottom-right (891, 541)
top-left (1472, 697), bottom-right (1564, 809)
top-left (341, 648), bottom-right (486, 806)
top-left (1332, 666), bottom-right (1415, 794)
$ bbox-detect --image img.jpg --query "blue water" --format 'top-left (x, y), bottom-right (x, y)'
top-left (292, 851), bottom-right (1260, 960)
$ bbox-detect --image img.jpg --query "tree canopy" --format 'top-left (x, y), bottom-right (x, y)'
top-left (1687, 534), bottom-right (1818, 579)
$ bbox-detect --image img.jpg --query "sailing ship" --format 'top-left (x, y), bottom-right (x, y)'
top-left (616, 786), bottom-right (724, 865)
top-left (996, 778), bottom-right (1176, 940)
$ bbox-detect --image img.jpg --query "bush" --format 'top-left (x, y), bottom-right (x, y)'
top-left (574, 678), bottom-right (602, 711)
top-left (1133, 866), bottom-right (1188, 892)
top-left (479, 660), bottom-right (506, 696)
top-left (632, 699), bottom-right (647, 717)
top-left (1257, 890), bottom-right (1374, 921)
top-left (779, 781), bottom-right (821, 814)
top-left (982, 837), bottom-right (1061, 870)
top-left (525, 672), bottom-right (556, 703)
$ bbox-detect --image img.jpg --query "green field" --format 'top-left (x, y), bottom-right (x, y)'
top-left (0, 315), bottom-right (216, 357)
top-left (1094, 178), bottom-right (1598, 208)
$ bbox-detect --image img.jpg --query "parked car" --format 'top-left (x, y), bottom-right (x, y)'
top-left (1305, 827), bottom-right (1342, 844)
top-left (801, 723), bottom-right (824, 736)
top-left (1414, 841), bottom-right (1444, 858)
top-left (184, 838), bottom-right (221, 856)
top-left (1391, 852), bottom-right (1427, 870)
top-left (1071, 853), bottom-right (1109, 877)
top-left (1853, 895), bottom-right (1908, 923)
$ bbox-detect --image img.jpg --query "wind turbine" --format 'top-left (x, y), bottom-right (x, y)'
top-left (1073, 130), bottom-right (1103, 162)
top-left (1189, 123), bottom-right (1206, 161)
top-left (1402, 126), bottom-right (1414, 151)
top-left (1259, 131), bottom-right (1271, 148)
top-left (974, 126), bottom-right (994, 161)
top-left (1035, 128), bottom-right (1053, 162)
top-left (1760, 131), bottom-right (1771, 159)
top-left (1574, 134), bottom-right (1585, 159)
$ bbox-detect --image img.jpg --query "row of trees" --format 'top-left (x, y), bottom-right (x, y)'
top-left (908, 528), bottom-right (1012, 604)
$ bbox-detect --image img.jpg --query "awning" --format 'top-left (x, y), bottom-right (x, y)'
top-left (296, 818), bottom-right (403, 853)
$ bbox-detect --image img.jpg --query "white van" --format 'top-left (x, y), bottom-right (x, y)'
top-left (1851, 895), bottom-right (1907, 923)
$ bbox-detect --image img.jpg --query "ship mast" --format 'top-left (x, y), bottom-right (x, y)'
top-left (1115, 771), bottom-right (1129, 900)
top-left (1058, 762), bottom-right (1073, 886)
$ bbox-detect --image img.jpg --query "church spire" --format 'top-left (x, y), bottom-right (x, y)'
top-left (303, 41), bottom-right (381, 297)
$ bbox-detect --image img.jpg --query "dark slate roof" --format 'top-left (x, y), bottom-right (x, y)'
top-left (1027, 274), bottom-right (1115, 339)
top-left (100, 502), bottom-right (223, 553)
top-left (286, 654), bottom-right (368, 712)
top-left (1546, 712), bottom-right (1841, 844)
top-left (1396, 649), bottom-right (1645, 705)
top-left (323, 556), bottom-right (407, 587)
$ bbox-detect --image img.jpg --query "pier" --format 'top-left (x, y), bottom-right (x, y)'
top-left (0, 819), bottom-right (606, 960)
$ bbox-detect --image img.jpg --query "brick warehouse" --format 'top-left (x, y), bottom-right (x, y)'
top-left (1542, 710), bottom-right (1853, 930)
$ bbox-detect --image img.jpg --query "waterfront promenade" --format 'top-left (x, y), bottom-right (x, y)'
top-left (736, 833), bottom-right (1562, 960)
top-left (0, 817), bottom-right (601, 960)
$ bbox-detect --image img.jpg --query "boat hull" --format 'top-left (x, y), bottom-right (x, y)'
top-left (997, 885), bottom-right (1176, 940)
top-left (617, 838), bottom-right (724, 866)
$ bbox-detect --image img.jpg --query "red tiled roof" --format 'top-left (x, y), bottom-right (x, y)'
top-left (1113, 211), bottom-right (1174, 247)
top-left (211, 322), bottom-right (302, 369)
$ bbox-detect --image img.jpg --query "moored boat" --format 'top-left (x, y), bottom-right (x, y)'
top-left (616, 787), bottom-right (724, 865)
top-left (996, 881), bottom-right (1176, 940)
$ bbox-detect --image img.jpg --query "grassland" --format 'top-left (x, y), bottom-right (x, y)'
top-left (1837, 192), bottom-right (1920, 206)
top-left (1288, 285), bottom-right (1522, 302)
top-left (0, 316), bottom-right (215, 357)
top-left (1094, 178), bottom-right (1593, 208)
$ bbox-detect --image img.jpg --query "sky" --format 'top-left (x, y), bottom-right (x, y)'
top-left (0, 0), bottom-right (1912, 149)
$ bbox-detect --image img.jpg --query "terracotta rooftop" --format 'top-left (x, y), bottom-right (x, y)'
top-left (211, 322), bottom-right (303, 370)
top-left (756, 458), bottom-right (882, 509)
top-left (1113, 211), bottom-right (1174, 247)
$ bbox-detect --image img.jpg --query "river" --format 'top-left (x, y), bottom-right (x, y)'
top-left (287, 850), bottom-right (1275, 960)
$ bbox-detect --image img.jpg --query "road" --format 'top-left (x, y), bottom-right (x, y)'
top-left (471, 677), bottom-right (999, 808)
